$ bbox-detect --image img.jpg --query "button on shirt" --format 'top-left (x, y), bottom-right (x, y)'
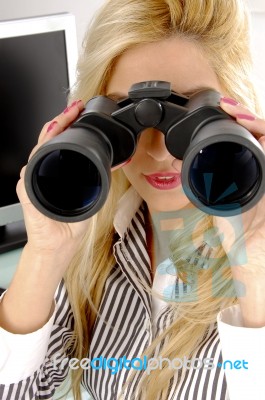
top-left (0, 187), bottom-right (265, 400)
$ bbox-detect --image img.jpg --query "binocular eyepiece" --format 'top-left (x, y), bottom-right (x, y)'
top-left (24, 81), bottom-right (265, 222)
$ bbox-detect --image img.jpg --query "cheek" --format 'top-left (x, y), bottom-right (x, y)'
top-left (122, 159), bottom-right (137, 179)
top-left (172, 158), bottom-right (183, 173)
top-left (123, 141), bottom-right (145, 171)
top-left (134, 130), bottom-right (150, 155)
top-left (122, 154), bottom-right (144, 184)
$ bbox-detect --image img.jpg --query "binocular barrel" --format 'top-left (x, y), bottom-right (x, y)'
top-left (181, 119), bottom-right (265, 214)
top-left (25, 126), bottom-right (113, 221)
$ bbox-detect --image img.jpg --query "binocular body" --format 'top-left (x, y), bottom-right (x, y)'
top-left (25, 81), bottom-right (265, 222)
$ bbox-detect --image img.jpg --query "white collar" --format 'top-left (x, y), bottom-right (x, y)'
top-left (113, 186), bottom-right (143, 238)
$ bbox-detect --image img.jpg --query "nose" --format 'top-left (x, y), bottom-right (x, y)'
top-left (143, 128), bottom-right (171, 162)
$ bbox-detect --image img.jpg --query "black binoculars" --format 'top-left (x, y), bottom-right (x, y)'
top-left (25, 81), bottom-right (265, 222)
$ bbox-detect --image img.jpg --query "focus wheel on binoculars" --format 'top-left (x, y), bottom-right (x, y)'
top-left (134, 98), bottom-right (163, 127)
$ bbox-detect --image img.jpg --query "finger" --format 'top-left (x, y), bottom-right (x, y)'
top-left (20, 165), bottom-right (26, 179)
top-left (258, 135), bottom-right (265, 151)
top-left (220, 97), bottom-right (265, 139)
top-left (16, 167), bottom-right (30, 205)
top-left (38, 100), bottom-right (84, 144)
top-left (27, 143), bottom-right (41, 161)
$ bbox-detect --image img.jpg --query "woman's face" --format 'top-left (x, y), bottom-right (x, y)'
top-left (106, 37), bottom-right (223, 213)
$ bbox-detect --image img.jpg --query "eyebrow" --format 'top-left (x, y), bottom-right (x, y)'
top-left (107, 92), bottom-right (127, 101)
top-left (107, 85), bottom-right (213, 100)
top-left (177, 86), bottom-right (214, 97)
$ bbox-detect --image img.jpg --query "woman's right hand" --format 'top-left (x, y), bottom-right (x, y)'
top-left (16, 100), bottom-right (90, 264)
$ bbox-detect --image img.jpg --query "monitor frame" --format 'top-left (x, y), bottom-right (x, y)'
top-left (0, 13), bottom-right (78, 252)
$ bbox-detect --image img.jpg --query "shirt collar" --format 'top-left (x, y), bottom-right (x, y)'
top-left (113, 186), bottom-right (143, 238)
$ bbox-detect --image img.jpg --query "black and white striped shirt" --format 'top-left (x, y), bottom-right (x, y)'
top-left (0, 187), bottom-right (264, 400)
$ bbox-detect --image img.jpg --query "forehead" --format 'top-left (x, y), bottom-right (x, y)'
top-left (106, 37), bottom-right (222, 97)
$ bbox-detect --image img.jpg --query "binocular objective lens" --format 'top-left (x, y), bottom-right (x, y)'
top-left (189, 142), bottom-right (260, 211)
top-left (34, 150), bottom-right (101, 215)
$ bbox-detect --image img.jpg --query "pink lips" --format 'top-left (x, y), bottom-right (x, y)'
top-left (144, 172), bottom-right (181, 190)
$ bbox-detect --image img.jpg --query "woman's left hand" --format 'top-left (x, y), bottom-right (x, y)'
top-left (212, 97), bottom-right (265, 328)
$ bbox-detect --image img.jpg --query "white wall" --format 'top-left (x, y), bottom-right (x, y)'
top-left (0, 0), bottom-right (106, 49)
top-left (247, 0), bottom-right (265, 12)
top-left (250, 12), bottom-right (265, 109)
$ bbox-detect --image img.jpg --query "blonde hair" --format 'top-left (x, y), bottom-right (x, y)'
top-left (63, 1), bottom-right (262, 399)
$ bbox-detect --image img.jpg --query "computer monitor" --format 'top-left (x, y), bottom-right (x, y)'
top-left (0, 13), bottom-right (78, 252)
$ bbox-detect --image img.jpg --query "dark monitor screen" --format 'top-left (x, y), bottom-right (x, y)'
top-left (0, 30), bottom-right (69, 208)
top-left (0, 14), bottom-right (77, 252)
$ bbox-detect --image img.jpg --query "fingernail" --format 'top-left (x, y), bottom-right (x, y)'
top-left (236, 113), bottom-right (256, 121)
top-left (70, 100), bottom-right (81, 107)
top-left (63, 106), bottom-right (70, 114)
top-left (63, 100), bottom-right (82, 114)
top-left (47, 121), bottom-right (58, 133)
top-left (74, 100), bottom-right (83, 105)
top-left (221, 97), bottom-right (239, 106)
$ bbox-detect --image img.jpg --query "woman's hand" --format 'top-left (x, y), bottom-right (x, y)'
top-left (212, 97), bottom-right (265, 327)
top-left (17, 100), bottom-right (90, 263)
top-left (0, 101), bottom-right (96, 334)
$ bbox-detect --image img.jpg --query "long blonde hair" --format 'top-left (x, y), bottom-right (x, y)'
top-left (64, 1), bottom-right (262, 399)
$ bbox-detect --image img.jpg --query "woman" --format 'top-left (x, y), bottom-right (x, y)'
top-left (0, 0), bottom-right (265, 399)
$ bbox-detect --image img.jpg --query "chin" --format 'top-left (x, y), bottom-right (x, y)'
top-left (143, 192), bottom-right (191, 213)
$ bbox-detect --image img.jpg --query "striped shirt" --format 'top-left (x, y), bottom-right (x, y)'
top-left (0, 187), bottom-right (264, 400)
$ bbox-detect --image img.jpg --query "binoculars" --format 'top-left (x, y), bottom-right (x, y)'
top-left (25, 81), bottom-right (265, 222)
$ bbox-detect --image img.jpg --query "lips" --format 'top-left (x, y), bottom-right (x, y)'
top-left (144, 172), bottom-right (181, 190)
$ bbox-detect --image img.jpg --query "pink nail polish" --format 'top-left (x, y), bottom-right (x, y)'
top-left (63, 101), bottom-right (81, 114)
top-left (63, 106), bottom-right (70, 114)
top-left (236, 113), bottom-right (256, 121)
top-left (47, 121), bottom-right (58, 133)
top-left (221, 97), bottom-right (239, 106)
top-left (70, 100), bottom-right (82, 107)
